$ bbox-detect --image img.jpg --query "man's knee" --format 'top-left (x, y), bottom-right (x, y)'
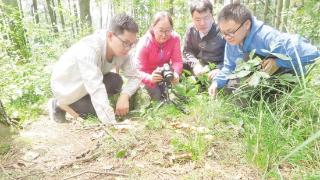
top-left (103, 72), bottom-right (123, 95)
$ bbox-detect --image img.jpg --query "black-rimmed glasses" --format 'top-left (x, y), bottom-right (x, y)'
top-left (219, 20), bottom-right (247, 38)
top-left (114, 34), bottom-right (135, 49)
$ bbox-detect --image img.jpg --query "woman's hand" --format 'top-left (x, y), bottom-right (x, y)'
top-left (171, 72), bottom-right (180, 85)
top-left (151, 69), bottom-right (163, 83)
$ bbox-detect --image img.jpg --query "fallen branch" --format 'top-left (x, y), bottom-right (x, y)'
top-left (57, 151), bottom-right (100, 170)
top-left (62, 170), bottom-right (128, 180)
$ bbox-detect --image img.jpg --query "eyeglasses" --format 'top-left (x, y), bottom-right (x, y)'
top-left (154, 29), bottom-right (172, 36)
top-left (114, 34), bottom-right (135, 49)
top-left (219, 20), bottom-right (247, 38)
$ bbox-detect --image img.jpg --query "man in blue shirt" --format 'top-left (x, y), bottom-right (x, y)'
top-left (209, 3), bottom-right (319, 96)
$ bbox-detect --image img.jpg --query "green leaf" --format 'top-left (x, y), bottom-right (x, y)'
top-left (236, 70), bottom-right (252, 78)
top-left (116, 150), bottom-right (127, 158)
top-left (227, 74), bottom-right (238, 79)
top-left (277, 73), bottom-right (298, 83)
top-left (249, 49), bottom-right (256, 59)
top-left (258, 71), bottom-right (270, 79)
top-left (248, 72), bottom-right (261, 87)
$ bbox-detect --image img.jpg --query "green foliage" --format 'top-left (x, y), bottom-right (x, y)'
top-left (115, 149), bottom-right (127, 158)
top-left (171, 133), bottom-right (209, 161)
top-left (0, 2), bottom-right (30, 59)
top-left (289, 0), bottom-right (320, 45)
top-left (0, 143), bottom-right (11, 155)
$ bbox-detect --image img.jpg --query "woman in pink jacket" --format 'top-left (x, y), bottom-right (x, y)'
top-left (135, 11), bottom-right (183, 100)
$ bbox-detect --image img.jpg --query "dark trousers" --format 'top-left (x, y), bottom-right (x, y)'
top-left (145, 83), bottom-right (166, 101)
top-left (68, 72), bottom-right (123, 117)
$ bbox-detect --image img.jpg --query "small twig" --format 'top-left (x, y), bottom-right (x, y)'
top-left (103, 126), bottom-right (118, 142)
top-left (57, 152), bottom-right (100, 170)
top-left (62, 170), bottom-right (128, 180)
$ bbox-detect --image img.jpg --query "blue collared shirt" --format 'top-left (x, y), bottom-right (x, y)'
top-left (213, 17), bottom-right (320, 88)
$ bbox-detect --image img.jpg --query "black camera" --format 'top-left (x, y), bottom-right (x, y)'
top-left (159, 63), bottom-right (174, 83)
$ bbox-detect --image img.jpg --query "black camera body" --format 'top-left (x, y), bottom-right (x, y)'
top-left (159, 63), bottom-right (174, 83)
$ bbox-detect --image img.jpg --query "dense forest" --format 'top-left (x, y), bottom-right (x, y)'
top-left (0, 0), bottom-right (320, 179)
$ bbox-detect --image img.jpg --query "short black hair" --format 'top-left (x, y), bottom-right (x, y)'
top-left (110, 13), bottom-right (139, 35)
top-left (218, 3), bottom-right (252, 24)
top-left (189, 0), bottom-right (213, 16)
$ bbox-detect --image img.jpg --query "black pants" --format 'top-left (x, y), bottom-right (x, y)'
top-left (68, 72), bottom-right (123, 117)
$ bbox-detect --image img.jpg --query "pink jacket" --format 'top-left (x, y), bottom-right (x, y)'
top-left (135, 30), bottom-right (183, 88)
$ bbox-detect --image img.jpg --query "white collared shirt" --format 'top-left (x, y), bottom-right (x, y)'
top-left (51, 30), bottom-right (140, 123)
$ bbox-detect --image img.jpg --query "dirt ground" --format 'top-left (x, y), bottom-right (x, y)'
top-left (0, 113), bottom-right (260, 180)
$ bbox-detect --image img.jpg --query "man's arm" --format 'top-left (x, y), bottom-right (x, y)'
top-left (77, 47), bottom-right (116, 124)
top-left (183, 27), bottom-right (200, 69)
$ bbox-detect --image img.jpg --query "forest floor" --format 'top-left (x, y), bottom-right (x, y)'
top-left (0, 109), bottom-right (261, 180)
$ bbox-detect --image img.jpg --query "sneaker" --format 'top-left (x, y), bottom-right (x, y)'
top-left (48, 98), bottom-right (67, 123)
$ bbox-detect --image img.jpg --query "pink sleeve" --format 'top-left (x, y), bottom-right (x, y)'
top-left (136, 38), bottom-right (155, 87)
top-left (171, 36), bottom-right (183, 75)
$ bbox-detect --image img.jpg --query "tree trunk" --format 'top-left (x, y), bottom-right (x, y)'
top-left (169, 0), bottom-right (174, 16)
top-left (73, 1), bottom-right (80, 33)
top-left (32, 0), bottom-right (40, 23)
top-left (253, 0), bottom-right (256, 14)
top-left (281, 0), bottom-right (290, 32)
top-left (272, 0), bottom-right (277, 27)
top-left (276, 0), bottom-right (283, 29)
top-left (18, 0), bottom-right (23, 17)
top-left (0, 100), bottom-right (10, 126)
top-left (2, 0), bottom-right (31, 59)
top-left (45, 0), bottom-right (58, 32)
top-left (57, 0), bottom-right (65, 30)
top-left (263, 0), bottom-right (269, 22)
top-left (79, 0), bottom-right (92, 29)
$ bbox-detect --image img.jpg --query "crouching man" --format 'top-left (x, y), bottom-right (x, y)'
top-left (49, 13), bottom-right (140, 124)
top-left (209, 3), bottom-right (319, 96)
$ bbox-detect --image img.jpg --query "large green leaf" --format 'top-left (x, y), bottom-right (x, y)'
top-left (248, 72), bottom-right (261, 87)
top-left (258, 71), bottom-right (270, 79)
top-left (236, 70), bottom-right (252, 78)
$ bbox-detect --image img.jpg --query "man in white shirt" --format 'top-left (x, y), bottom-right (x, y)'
top-left (49, 13), bottom-right (140, 124)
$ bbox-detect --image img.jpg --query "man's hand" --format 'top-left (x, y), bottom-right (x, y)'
top-left (151, 69), bottom-right (163, 83)
top-left (208, 69), bottom-right (221, 80)
top-left (208, 81), bottom-right (218, 97)
top-left (261, 58), bottom-right (279, 75)
top-left (171, 72), bottom-right (180, 85)
top-left (193, 63), bottom-right (209, 76)
top-left (115, 93), bottom-right (130, 116)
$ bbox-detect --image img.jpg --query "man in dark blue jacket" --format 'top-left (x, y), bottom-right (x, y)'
top-left (209, 3), bottom-right (319, 96)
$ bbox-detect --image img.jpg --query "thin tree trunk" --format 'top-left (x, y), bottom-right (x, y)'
top-left (276, 0), bottom-right (283, 29)
top-left (272, 0), bottom-right (277, 27)
top-left (73, 1), bottom-right (80, 33)
top-left (45, 0), bottom-right (58, 32)
top-left (281, 0), bottom-right (290, 32)
top-left (253, 0), bottom-right (256, 14)
top-left (263, 0), bottom-right (269, 22)
top-left (169, 0), bottom-right (174, 16)
top-left (18, 0), bottom-right (23, 17)
top-left (79, 0), bottom-right (92, 29)
top-left (57, 0), bottom-right (65, 30)
top-left (2, 0), bottom-right (30, 59)
top-left (0, 100), bottom-right (10, 126)
top-left (67, 0), bottom-right (75, 37)
top-left (32, 0), bottom-right (40, 23)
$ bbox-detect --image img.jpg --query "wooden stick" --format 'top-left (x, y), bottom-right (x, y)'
top-left (62, 170), bottom-right (128, 180)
